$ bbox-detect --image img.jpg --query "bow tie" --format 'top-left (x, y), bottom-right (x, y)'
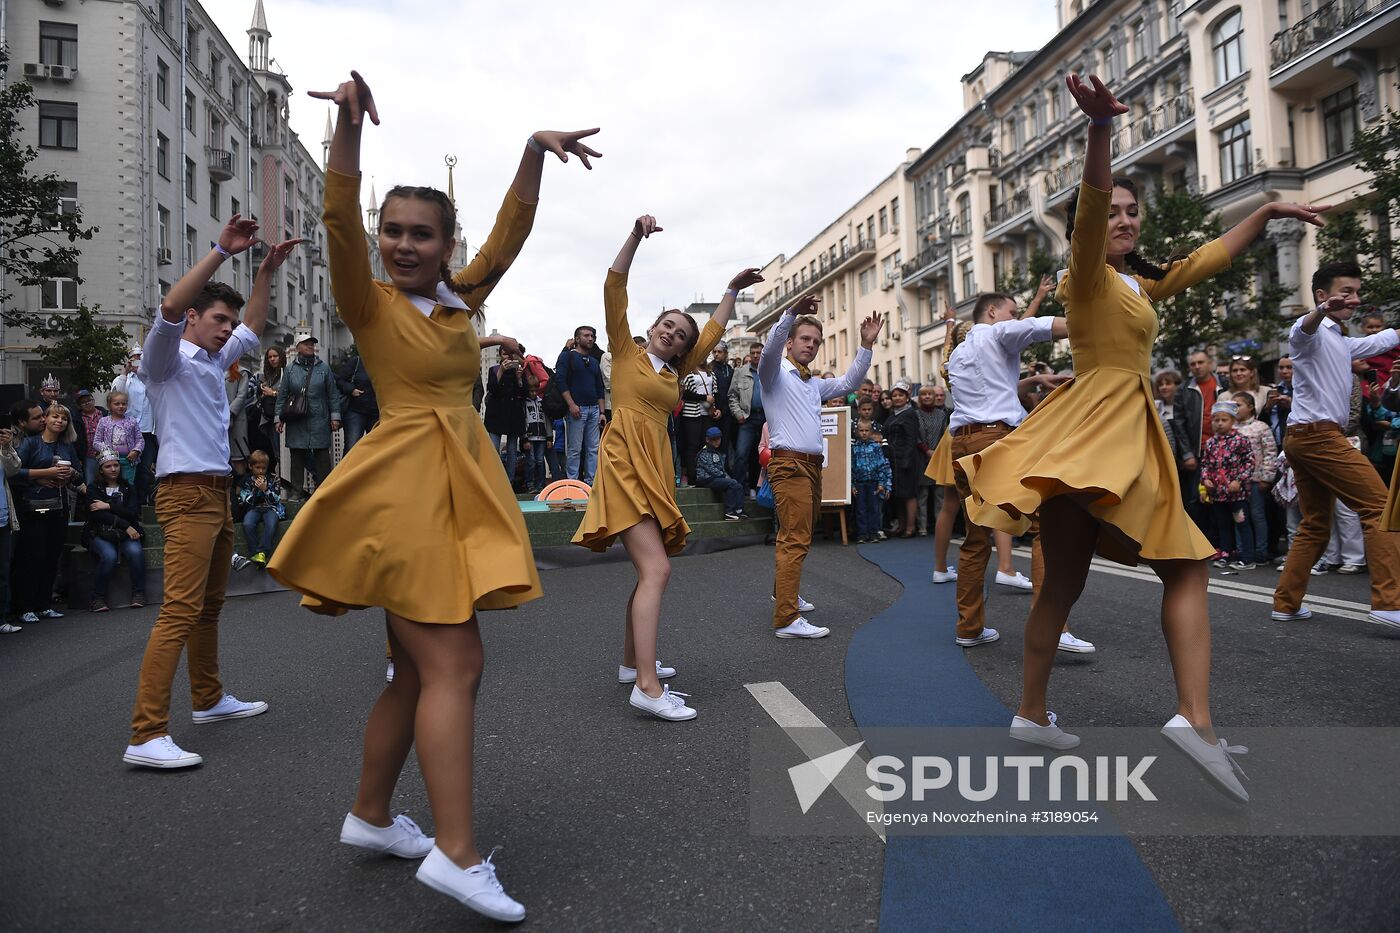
top-left (787, 355), bottom-right (812, 381)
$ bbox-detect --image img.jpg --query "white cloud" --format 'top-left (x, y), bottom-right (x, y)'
top-left (208, 0), bottom-right (1058, 357)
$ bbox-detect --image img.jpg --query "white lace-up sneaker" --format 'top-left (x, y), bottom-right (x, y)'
top-left (1271, 605), bottom-right (1313, 622)
top-left (995, 570), bottom-right (1033, 590)
top-left (386, 661), bottom-right (395, 683)
top-left (618, 660), bottom-right (678, 684)
top-left (416, 846), bottom-right (526, 923)
top-left (774, 617), bottom-right (830, 639)
top-left (1366, 608), bottom-right (1400, 631)
top-left (628, 684), bottom-right (697, 721)
top-left (931, 569), bottom-right (957, 584)
top-left (192, 693), bottom-right (269, 724)
top-left (1160, 714), bottom-right (1249, 803)
top-left (772, 594), bottom-right (816, 612)
top-left (955, 627), bottom-right (1000, 647)
top-left (1057, 632), bottom-right (1096, 654)
top-left (123, 735), bottom-right (203, 769)
top-left (340, 812), bottom-right (434, 859)
top-left (1009, 711), bottom-right (1080, 750)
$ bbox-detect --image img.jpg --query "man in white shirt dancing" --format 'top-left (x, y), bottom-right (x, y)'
top-left (760, 295), bottom-right (881, 638)
top-left (123, 217), bottom-right (302, 769)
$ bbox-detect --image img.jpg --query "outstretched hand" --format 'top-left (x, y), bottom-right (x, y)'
top-left (1272, 201), bottom-right (1332, 228)
top-left (859, 311), bottom-right (885, 346)
top-left (790, 293), bottom-right (821, 317)
top-left (308, 70), bottom-right (379, 126)
top-left (218, 215), bottom-right (261, 255)
top-left (258, 238), bottom-right (307, 275)
top-left (632, 214), bottom-right (663, 239)
top-left (727, 268), bottom-right (764, 292)
top-left (533, 128), bottom-right (603, 170)
top-left (1318, 294), bottom-right (1361, 315)
top-left (1036, 274), bottom-right (1055, 297)
top-left (1066, 73), bottom-right (1128, 122)
top-left (1036, 374), bottom-right (1072, 391)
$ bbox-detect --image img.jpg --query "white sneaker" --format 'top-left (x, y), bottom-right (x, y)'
top-left (772, 594), bottom-right (816, 612)
top-left (416, 845), bottom-right (526, 923)
top-left (629, 684), bottom-right (697, 721)
top-left (618, 660), bottom-right (678, 684)
top-left (0, 622), bottom-right (22, 633)
top-left (1271, 605), bottom-right (1313, 621)
top-left (995, 570), bottom-right (1033, 590)
top-left (774, 617), bottom-right (830, 639)
top-left (123, 735), bottom-right (203, 769)
top-left (1367, 608), bottom-right (1400, 631)
top-left (231, 553), bottom-right (253, 571)
top-left (1160, 714), bottom-right (1249, 803)
top-left (1009, 712), bottom-right (1080, 749)
top-left (1057, 632), bottom-right (1096, 654)
top-left (386, 661), bottom-right (395, 683)
top-left (192, 693), bottom-right (269, 724)
top-left (955, 627), bottom-right (1000, 647)
top-left (340, 812), bottom-right (434, 859)
top-left (931, 569), bottom-right (957, 584)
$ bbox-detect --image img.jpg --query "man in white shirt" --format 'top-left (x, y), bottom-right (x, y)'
top-left (1273, 261), bottom-right (1400, 630)
top-left (947, 294), bottom-right (1077, 650)
top-left (123, 217), bottom-right (303, 770)
top-left (759, 296), bottom-right (881, 638)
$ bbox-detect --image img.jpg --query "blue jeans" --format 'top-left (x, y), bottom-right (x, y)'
top-left (545, 445), bottom-right (564, 483)
top-left (489, 433), bottom-right (521, 487)
top-left (697, 475), bottom-right (744, 513)
top-left (1245, 484), bottom-right (1271, 563)
top-left (732, 410), bottom-right (766, 488)
top-left (854, 482), bottom-right (883, 539)
top-left (243, 508), bottom-right (279, 554)
top-left (1211, 501), bottom-right (1254, 561)
top-left (343, 409), bottom-right (376, 453)
top-left (89, 535), bottom-right (147, 600)
top-left (523, 440), bottom-right (546, 490)
top-left (566, 405), bottom-right (601, 484)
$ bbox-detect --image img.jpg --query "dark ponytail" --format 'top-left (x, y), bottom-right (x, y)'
top-left (1064, 177), bottom-right (1176, 282)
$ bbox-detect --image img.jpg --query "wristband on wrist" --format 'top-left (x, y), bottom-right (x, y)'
top-left (526, 135), bottom-right (545, 154)
top-left (1089, 116), bottom-right (1115, 127)
top-left (213, 243), bottom-right (231, 257)
top-left (725, 288), bottom-right (739, 298)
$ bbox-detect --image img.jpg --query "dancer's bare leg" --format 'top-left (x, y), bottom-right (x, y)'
top-left (934, 484), bottom-right (960, 571)
top-left (995, 529), bottom-right (1016, 575)
top-left (350, 617), bottom-right (420, 827)
top-left (1146, 557), bottom-right (1215, 737)
top-left (620, 518), bottom-right (670, 697)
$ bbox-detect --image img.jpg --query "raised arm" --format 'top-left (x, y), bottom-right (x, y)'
top-left (680, 268), bottom-right (764, 375)
top-left (511, 129), bottom-right (602, 204)
top-left (1221, 201), bottom-right (1330, 261)
top-left (760, 295), bottom-right (817, 387)
top-left (1064, 74), bottom-right (1126, 303)
top-left (159, 214), bottom-right (261, 325)
top-left (821, 312), bottom-right (883, 400)
top-left (1022, 275), bottom-right (1055, 319)
top-left (604, 215), bottom-right (661, 354)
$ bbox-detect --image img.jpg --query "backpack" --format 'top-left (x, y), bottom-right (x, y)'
top-left (542, 364), bottom-right (570, 419)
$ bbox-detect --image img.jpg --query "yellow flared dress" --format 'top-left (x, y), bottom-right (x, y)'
top-left (572, 270), bottom-right (722, 556)
top-left (958, 180), bottom-right (1229, 566)
top-left (925, 431), bottom-right (956, 486)
top-left (266, 169), bottom-right (543, 622)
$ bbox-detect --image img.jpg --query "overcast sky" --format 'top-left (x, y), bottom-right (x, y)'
top-left (208, 0), bottom-right (1059, 356)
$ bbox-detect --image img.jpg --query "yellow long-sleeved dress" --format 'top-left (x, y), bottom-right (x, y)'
top-left (958, 180), bottom-right (1229, 566)
top-left (267, 169), bottom-right (543, 622)
top-left (572, 271), bottom-right (723, 556)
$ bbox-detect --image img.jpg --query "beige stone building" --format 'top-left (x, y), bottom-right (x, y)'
top-left (0, 0), bottom-right (336, 391)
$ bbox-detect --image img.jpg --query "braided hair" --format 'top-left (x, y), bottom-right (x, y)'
top-left (939, 319), bottom-right (976, 387)
top-left (379, 186), bottom-right (500, 302)
top-left (1063, 177), bottom-right (1178, 282)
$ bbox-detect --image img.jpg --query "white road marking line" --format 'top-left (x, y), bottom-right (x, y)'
top-left (744, 681), bottom-right (886, 842)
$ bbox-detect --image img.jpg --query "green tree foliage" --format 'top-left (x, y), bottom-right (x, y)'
top-left (11, 303), bottom-right (131, 393)
top-left (995, 249), bottom-right (1071, 370)
top-left (1315, 101), bottom-right (1400, 310)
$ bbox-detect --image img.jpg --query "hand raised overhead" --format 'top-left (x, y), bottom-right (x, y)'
top-left (859, 311), bottom-right (885, 346)
top-left (258, 238), bottom-right (307, 274)
top-left (218, 215), bottom-right (261, 255)
top-left (632, 214), bottom-right (663, 239)
top-left (1273, 201), bottom-right (1332, 228)
top-left (1065, 73), bottom-right (1128, 121)
top-left (532, 128), bottom-right (603, 170)
top-left (308, 70), bottom-right (379, 126)
top-left (727, 268), bottom-right (764, 292)
top-left (790, 294), bottom-right (820, 317)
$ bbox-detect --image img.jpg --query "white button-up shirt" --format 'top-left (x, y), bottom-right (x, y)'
top-left (758, 310), bottom-right (872, 455)
top-left (142, 310), bottom-right (261, 477)
top-left (947, 317), bottom-right (1056, 431)
top-left (1287, 314), bottom-right (1399, 428)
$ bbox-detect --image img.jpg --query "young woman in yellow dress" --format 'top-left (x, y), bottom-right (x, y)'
top-left (270, 70), bottom-right (600, 923)
top-left (573, 214), bottom-right (760, 721)
top-left (959, 73), bottom-right (1328, 802)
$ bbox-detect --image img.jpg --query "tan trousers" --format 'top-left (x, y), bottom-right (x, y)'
top-left (1274, 422), bottom-right (1400, 612)
top-left (130, 481), bottom-right (234, 743)
top-left (769, 454), bottom-right (822, 628)
top-left (952, 426), bottom-right (1045, 639)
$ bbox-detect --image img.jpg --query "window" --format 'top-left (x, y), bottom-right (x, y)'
top-left (184, 89), bottom-right (196, 134)
top-left (156, 58), bottom-right (169, 107)
top-left (1049, 85), bottom-right (1062, 124)
top-left (858, 269), bottom-right (871, 296)
top-left (38, 101), bottom-right (77, 149)
top-left (156, 132), bottom-right (169, 178)
top-left (231, 196), bottom-right (240, 218)
top-left (855, 223), bottom-right (864, 243)
top-left (231, 257), bottom-right (242, 283)
top-left (956, 194), bottom-right (971, 234)
top-left (891, 197), bottom-right (900, 230)
top-left (157, 0), bottom-right (172, 31)
top-left (208, 113), bottom-right (223, 149)
top-left (41, 264), bottom-right (79, 311)
top-left (1131, 19), bottom-right (1146, 64)
top-left (185, 25), bottom-right (199, 71)
top-left (184, 156), bottom-right (196, 201)
top-left (185, 224), bottom-right (197, 267)
top-left (839, 235), bottom-right (848, 255)
top-left (158, 205), bottom-right (171, 254)
top-left (39, 22), bottom-right (78, 67)
top-left (961, 261), bottom-right (975, 299)
top-left (209, 51), bottom-right (223, 94)
top-left (1212, 11), bottom-right (1244, 85)
top-left (57, 181), bottom-right (78, 217)
top-left (1218, 118), bottom-right (1252, 185)
top-left (1322, 84), bottom-right (1359, 159)
top-left (867, 215), bottom-right (875, 243)
top-left (1099, 44), bottom-right (1117, 82)
top-left (209, 179), bottom-right (220, 218)
top-left (878, 207), bottom-right (889, 236)
top-left (229, 138), bottom-right (240, 173)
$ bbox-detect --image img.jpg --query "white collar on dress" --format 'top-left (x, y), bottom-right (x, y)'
top-left (646, 351), bottom-right (668, 374)
top-left (405, 282), bottom-right (470, 318)
top-left (1055, 266), bottom-right (1141, 296)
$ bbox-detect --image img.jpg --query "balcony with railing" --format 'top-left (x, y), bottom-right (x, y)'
top-left (1270, 0), bottom-right (1399, 70)
top-left (984, 189), bottom-right (1032, 232)
top-left (206, 148), bottom-right (234, 181)
top-left (1107, 89), bottom-right (1195, 161)
top-left (901, 241), bottom-right (949, 286)
top-left (1043, 159), bottom-right (1083, 199)
top-left (752, 238), bottom-right (876, 328)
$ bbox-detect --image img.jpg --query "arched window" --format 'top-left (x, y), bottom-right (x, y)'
top-left (1211, 10), bottom-right (1244, 85)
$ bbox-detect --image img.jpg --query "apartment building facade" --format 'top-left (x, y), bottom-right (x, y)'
top-left (0, 0), bottom-right (336, 391)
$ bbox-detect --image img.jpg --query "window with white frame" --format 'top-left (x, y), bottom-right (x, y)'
top-left (57, 181), bottom-right (77, 217)
top-left (184, 224), bottom-right (197, 267)
top-left (1217, 118), bottom-right (1252, 184)
top-left (1211, 10), bottom-right (1244, 85)
top-left (878, 207), bottom-right (889, 236)
top-left (956, 194), bottom-right (971, 234)
top-left (41, 263), bottom-right (79, 311)
top-left (961, 261), bottom-right (975, 299)
top-left (158, 205), bottom-right (170, 254)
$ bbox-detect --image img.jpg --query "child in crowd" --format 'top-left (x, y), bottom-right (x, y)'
top-left (548, 413), bottom-right (566, 483)
top-left (851, 397), bottom-right (883, 440)
top-left (851, 418), bottom-right (891, 543)
top-left (522, 372), bottom-right (548, 493)
top-left (82, 449), bottom-right (146, 612)
top-left (1231, 391), bottom-right (1277, 565)
top-left (1200, 400), bottom-right (1256, 569)
top-left (93, 390), bottom-right (144, 485)
top-left (238, 449), bottom-right (285, 566)
top-left (692, 425), bottom-right (745, 520)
